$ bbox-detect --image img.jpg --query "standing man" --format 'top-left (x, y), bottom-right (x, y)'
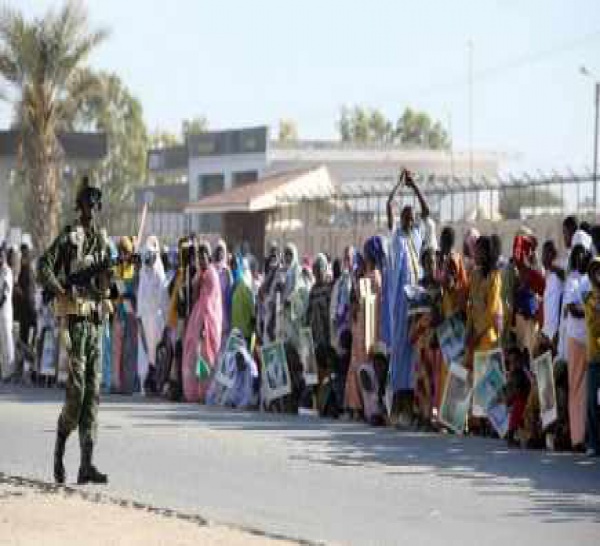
top-left (385, 168), bottom-right (432, 425)
top-left (38, 176), bottom-right (111, 485)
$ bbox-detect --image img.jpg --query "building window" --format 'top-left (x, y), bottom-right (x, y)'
top-left (232, 170), bottom-right (258, 188)
top-left (198, 173), bottom-right (224, 198)
top-left (197, 173), bottom-right (224, 233)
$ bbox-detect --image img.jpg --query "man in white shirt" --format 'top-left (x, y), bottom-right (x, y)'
top-left (541, 241), bottom-right (563, 353)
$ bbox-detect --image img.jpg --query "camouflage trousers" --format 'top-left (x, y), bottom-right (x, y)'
top-left (57, 318), bottom-right (100, 447)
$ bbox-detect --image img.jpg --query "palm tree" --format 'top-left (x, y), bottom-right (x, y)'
top-left (0, 1), bottom-right (107, 250)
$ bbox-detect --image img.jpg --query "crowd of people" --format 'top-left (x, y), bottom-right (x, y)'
top-left (1, 171), bottom-right (600, 458)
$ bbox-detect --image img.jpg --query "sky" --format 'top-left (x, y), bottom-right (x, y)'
top-left (4, 0), bottom-right (600, 173)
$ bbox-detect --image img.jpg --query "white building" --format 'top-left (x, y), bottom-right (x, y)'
top-left (146, 125), bottom-right (502, 240)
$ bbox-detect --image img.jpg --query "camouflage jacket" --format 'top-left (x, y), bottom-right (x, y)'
top-left (38, 223), bottom-right (112, 303)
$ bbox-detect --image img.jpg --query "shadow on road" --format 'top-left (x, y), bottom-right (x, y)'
top-left (3, 386), bottom-right (600, 525)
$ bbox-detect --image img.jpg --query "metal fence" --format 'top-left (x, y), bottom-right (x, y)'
top-left (103, 172), bottom-right (599, 256)
top-left (265, 172), bottom-right (599, 257)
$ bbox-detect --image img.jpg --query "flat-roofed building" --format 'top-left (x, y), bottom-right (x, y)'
top-left (145, 125), bottom-right (502, 251)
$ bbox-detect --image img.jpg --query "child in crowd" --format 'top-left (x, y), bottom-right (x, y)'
top-left (357, 342), bottom-right (388, 426)
top-left (505, 347), bottom-right (531, 446)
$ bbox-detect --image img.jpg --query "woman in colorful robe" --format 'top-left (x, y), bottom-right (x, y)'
top-left (466, 236), bottom-right (503, 367)
top-left (282, 242), bottom-right (309, 350)
top-left (214, 240), bottom-right (233, 341)
top-left (182, 242), bottom-right (223, 403)
top-left (345, 241), bottom-right (382, 418)
top-left (231, 256), bottom-right (255, 348)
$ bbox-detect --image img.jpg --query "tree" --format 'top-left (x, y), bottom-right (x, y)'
top-left (278, 118), bottom-right (298, 142)
top-left (337, 105), bottom-right (449, 149)
top-left (394, 107), bottom-right (450, 149)
top-left (73, 71), bottom-right (148, 232)
top-left (0, 1), bottom-right (108, 250)
top-left (499, 187), bottom-right (563, 219)
top-left (182, 116), bottom-right (208, 137)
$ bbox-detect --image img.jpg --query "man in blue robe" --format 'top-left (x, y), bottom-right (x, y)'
top-left (385, 169), bottom-right (434, 424)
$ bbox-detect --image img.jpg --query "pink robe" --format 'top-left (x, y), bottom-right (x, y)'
top-left (182, 265), bottom-right (223, 402)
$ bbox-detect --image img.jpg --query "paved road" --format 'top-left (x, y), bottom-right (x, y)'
top-left (1, 386), bottom-right (599, 546)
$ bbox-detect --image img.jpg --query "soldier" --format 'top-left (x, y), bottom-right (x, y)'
top-left (38, 176), bottom-right (112, 485)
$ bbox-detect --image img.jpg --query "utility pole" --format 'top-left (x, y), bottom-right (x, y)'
top-left (581, 66), bottom-right (599, 216)
top-left (593, 80), bottom-right (599, 215)
top-left (468, 40), bottom-right (474, 184)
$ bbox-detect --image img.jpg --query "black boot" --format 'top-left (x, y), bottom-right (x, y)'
top-left (77, 440), bottom-right (108, 485)
top-left (53, 428), bottom-right (68, 485)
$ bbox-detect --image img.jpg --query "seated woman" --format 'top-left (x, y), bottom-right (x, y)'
top-left (207, 337), bottom-right (259, 410)
top-left (357, 342), bottom-right (389, 426)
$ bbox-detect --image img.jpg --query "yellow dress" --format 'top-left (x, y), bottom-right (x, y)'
top-left (467, 269), bottom-right (502, 352)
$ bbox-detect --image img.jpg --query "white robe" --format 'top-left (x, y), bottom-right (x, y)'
top-left (136, 260), bottom-right (167, 387)
top-left (0, 265), bottom-right (14, 379)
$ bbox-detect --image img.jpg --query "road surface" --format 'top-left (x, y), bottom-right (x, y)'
top-left (1, 386), bottom-right (599, 545)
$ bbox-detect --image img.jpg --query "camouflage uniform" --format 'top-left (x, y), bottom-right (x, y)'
top-left (38, 220), bottom-right (111, 484)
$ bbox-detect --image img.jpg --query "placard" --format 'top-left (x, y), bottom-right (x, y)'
top-left (439, 363), bottom-right (472, 435)
top-left (436, 314), bottom-right (466, 367)
top-left (472, 348), bottom-right (505, 417)
top-left (260, 341), bottom-right (291, 404)
top-left (532, 351), bottom-right (557, 429)
top-left (299, 327), bottom-right (318, 386)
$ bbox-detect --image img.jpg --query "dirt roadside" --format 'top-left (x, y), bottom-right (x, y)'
top-left (0, 475), bottom-right (307, 546)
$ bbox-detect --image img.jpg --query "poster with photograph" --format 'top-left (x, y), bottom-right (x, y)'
top-left (473, 363), bottom-right (506, 416)
top-left (436, 314), bottom-right (466, 366)
top-left (215, 330), bottom-right (247, 388)
top-left (532, 351), bottom-right (557, 429)
top-left (260, 341), bottom-right (291, 404)
top-left (439, 362), bottom-right (472, 435)
top-left (487, 400), bottom-right (509, 438)
top-left (299, 327), bottom-right (318, 386)
top-left (472, 348), bottom-right (505, 417)
top-left (404, 285), bottom-right (434, 316)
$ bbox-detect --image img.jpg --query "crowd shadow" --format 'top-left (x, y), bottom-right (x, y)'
top-left (3, 385), bottom-right (600, 525)
top-left (123, 400), bottom-right (600, 525)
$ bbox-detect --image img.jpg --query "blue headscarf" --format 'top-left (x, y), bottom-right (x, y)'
top-left (364, 236), bottom-right (385, 270)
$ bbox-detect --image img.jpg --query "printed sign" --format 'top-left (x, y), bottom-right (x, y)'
top-left (436, 314), bottom-right (466, 367)
top-left (532, 351), bottom-right (557, 429)
top-left (299, 327), bottom-right (318, 386)
top-left (472, 348), bottom-right (505, 417)
top-left (439, 363), bottom-right (472, 435)
top-left (261, 341), bottom-right (291, 404)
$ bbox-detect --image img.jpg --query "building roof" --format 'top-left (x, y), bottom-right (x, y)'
top-left (184, 166), bottom-right (334, 214)
top-left (269, 140), bottom-right (502, 167)
top-left (0, 130), bottom-right (107, 160)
